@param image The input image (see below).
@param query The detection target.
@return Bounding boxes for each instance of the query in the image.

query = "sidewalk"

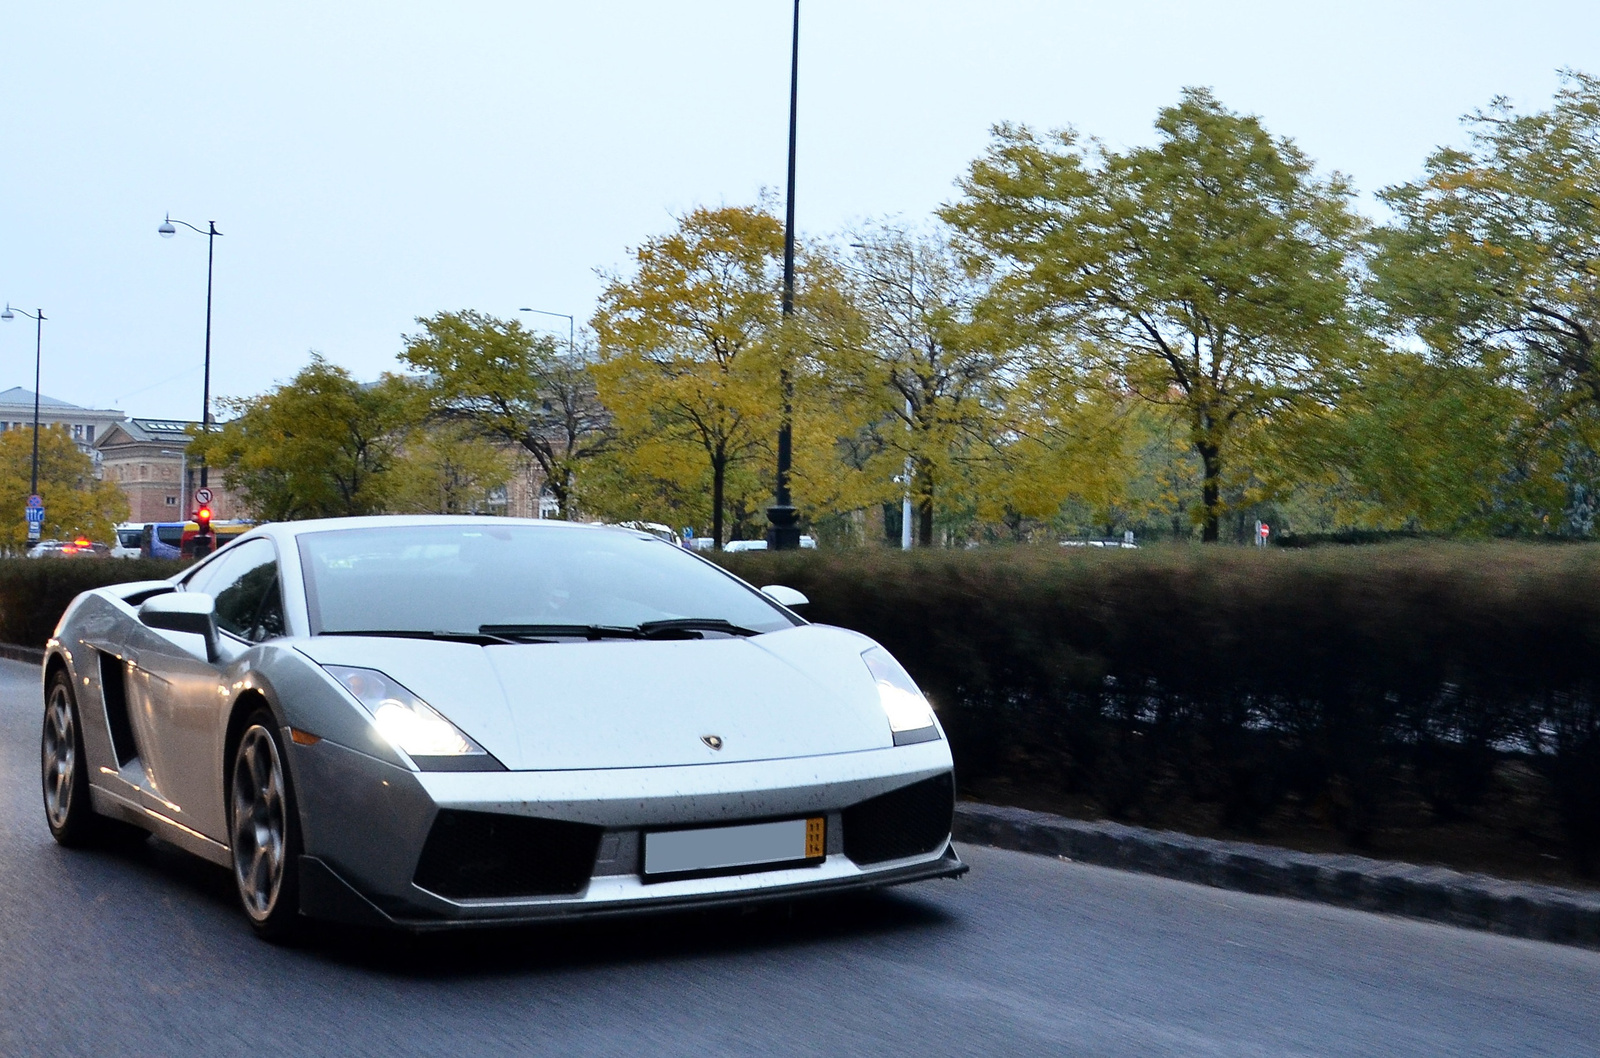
[954,801,1600,948]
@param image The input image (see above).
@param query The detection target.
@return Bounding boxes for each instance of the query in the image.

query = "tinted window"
[185,538,284,641]
[298,524,797,636]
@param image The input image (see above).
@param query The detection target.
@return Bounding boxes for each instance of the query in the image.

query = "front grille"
[413,810,603,900]
[843,772,954,866]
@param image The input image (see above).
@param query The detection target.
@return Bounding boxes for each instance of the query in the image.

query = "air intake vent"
[843,772,954,866]
[97,651,138,767]
[413,810,603,900]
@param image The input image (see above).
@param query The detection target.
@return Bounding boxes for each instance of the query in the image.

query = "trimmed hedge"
[717,545,1600,876]
[0,559,182,648]
[6,547,1598,875]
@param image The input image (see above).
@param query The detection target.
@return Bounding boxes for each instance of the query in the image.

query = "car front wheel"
[230,710,303,941]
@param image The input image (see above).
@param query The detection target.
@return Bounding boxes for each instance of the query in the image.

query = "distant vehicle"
[140,522,187,559]
[110,523,143,559]
[707,536,817,553]
[608,521,683,547]
[28,537,111,559]
[1060,538,1139,549]
[179,519,252,557]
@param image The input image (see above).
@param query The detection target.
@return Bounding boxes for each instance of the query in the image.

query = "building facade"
[95,418,243,523]
[0,388,126,469]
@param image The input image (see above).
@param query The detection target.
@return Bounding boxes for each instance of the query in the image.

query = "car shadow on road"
[301,887,960,979]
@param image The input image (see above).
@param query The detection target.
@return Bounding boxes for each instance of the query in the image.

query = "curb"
[954,801,1600,949]
[0,644,44,665]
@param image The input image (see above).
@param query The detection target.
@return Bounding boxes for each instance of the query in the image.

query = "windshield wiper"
[320,628,515,646]
[478,623,642,642]
[475,620,762,642]
[635,618,762,638]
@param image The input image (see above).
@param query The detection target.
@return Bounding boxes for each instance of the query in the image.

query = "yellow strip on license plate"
[644,817,826,878]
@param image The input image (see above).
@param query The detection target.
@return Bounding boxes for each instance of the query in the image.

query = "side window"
[252,577,286,642]
[185,539,284,641]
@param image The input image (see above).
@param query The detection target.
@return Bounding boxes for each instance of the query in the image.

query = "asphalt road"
[2,658,1597,1057]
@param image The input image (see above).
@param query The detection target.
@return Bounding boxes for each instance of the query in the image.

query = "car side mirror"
[139,591,219,662]
[760,584,809,609]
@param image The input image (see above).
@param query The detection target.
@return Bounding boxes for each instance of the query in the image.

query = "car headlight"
[862,646,941,746]
[322,665,492,764]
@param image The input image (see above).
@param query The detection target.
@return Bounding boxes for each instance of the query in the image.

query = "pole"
[200,222,216,489]
[30,310,42,498]
[766,0,802,550]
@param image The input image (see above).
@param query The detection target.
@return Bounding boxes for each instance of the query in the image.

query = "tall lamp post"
[157,215,222,490]
[1,303,47,540]
[518,307,575,354]
[766,0,803,550]
[518,308,576,519]
[848,242,916,550]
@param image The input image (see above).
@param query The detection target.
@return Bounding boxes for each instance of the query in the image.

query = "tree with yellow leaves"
[591,206,789,548]
[0,425,127,551]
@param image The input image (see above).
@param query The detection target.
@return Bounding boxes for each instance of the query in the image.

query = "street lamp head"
[158,215,177,238]
[0,304,13,321]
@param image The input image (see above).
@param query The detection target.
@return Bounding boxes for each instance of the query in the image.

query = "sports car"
[40,516,965,938]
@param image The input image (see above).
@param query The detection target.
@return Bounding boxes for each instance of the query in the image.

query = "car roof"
[243,515,632,544]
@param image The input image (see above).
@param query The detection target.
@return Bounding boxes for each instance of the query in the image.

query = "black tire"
[41,669,149,848]
[229,708,304,941]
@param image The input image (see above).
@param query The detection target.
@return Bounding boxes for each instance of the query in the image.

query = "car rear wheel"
[230,711,303,941]
[41,669,147,848]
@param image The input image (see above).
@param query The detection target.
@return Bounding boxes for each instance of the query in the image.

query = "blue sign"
[25,506,45,524]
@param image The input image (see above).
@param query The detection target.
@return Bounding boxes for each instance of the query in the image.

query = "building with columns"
[0,388,125,469]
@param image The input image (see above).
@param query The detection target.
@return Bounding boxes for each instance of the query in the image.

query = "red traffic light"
[195,506,213,528]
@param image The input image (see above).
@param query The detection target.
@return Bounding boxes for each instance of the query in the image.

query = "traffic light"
[192,505,214,558]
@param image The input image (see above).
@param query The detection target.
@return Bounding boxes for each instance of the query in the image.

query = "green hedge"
[0,559,182,648]
[7,548,1598,875]
[717,545,1600,875]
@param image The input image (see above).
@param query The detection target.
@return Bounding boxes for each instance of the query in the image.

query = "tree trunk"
[711,453,725,550]
[1198,440,1222,543]
[916,459,935,547]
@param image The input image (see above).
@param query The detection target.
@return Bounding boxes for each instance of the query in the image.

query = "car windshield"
[298,524,800,637]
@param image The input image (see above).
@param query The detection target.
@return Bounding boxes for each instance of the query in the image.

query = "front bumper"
[289,736,965,929]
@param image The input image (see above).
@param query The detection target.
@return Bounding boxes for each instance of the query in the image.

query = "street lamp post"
[1,304,47,537]
[158,215,221,490]
[518,307,575,354]
[159,214,222,557]
[766,0,803,550]
[847,242,917,550]
[518,308,576,520]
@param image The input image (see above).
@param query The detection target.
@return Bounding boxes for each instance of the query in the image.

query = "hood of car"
[295,624,894,770]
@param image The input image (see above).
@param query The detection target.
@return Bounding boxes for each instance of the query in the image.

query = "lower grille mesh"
[843,772,954,866]
[413,810,602,900]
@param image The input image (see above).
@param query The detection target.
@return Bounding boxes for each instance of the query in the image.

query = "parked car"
[608,520,683,547]
[41,516,963,938]
[28,537,111,559]
[723,536,817,553]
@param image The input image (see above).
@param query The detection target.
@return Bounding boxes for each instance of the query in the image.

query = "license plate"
[643,817,826,881]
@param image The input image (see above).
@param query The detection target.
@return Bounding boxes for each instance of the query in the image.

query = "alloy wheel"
[41,684,76,830]
[231,725,287,921]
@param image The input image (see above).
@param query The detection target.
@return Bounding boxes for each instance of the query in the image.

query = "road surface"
[1,657,1595,1056]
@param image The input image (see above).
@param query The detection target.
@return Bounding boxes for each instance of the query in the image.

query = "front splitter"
[298,843,968,932]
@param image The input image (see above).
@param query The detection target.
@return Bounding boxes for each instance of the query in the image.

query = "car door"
[130,538,284,840]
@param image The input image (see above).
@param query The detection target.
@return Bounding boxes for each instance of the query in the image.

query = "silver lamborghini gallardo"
[40,517,965,938]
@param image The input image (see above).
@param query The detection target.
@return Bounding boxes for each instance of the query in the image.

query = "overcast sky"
[4,1,1599,421]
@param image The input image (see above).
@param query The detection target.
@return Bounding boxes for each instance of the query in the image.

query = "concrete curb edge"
[953,801,1600,949]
